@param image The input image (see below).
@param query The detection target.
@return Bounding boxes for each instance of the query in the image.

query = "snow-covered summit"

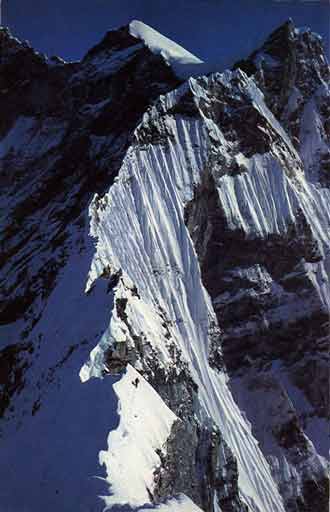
[128,20,203,77]
[83,19,216,80]
[128,20,220,79]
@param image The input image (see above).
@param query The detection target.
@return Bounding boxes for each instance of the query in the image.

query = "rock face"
[0,19,329,512]
[235,19,330,185]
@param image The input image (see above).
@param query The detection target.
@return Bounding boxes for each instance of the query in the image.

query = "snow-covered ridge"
[129,20,215,79]
[84,74,292,511]
[129,20,203,66]
[100,365,178,509]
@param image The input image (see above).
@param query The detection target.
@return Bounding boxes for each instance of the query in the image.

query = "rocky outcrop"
[154,420,248,512]
[87,272,244,511]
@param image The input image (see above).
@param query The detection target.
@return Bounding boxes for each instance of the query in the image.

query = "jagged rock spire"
[234,19,329,118]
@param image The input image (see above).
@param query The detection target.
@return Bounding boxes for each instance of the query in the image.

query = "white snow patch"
[100,365,177,509]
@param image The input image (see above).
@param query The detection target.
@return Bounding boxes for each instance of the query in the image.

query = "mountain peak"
[83,23,140,61]
[0,26,49,94]
[128,20,203,69]
[234,20,329,117]
[0,26,32,57]
[84,20,210,80]
[258,18,296,61]
[255,18,326,63]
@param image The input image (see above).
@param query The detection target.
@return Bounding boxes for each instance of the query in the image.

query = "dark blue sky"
[3,1,330,68]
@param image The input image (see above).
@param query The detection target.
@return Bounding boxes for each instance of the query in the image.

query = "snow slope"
[100,365,177,509]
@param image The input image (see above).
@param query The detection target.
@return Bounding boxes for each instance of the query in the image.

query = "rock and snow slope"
[0,19,329,512]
